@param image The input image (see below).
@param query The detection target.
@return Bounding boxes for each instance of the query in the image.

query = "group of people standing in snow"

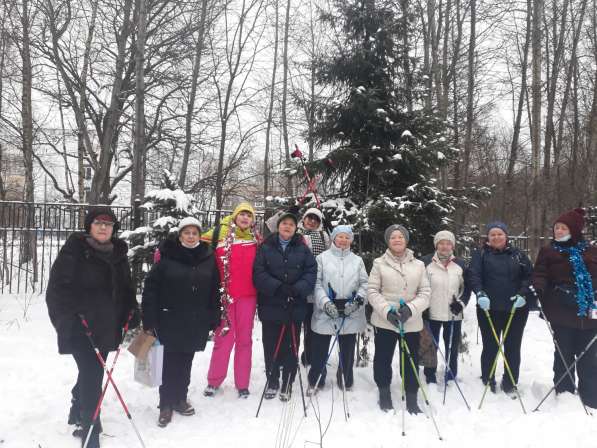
[45,203,597,447]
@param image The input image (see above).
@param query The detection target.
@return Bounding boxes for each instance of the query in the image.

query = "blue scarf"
[553,240,596,317]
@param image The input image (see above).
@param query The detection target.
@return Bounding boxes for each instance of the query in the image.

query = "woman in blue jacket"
[253,212,317,401]
[470,221,533,394]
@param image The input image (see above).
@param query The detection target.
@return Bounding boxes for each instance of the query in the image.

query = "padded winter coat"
[532,241,597,330]
[469,244,533,311]
[312,244,368,335]
[367,248,431,334]
[142,239,221,352]
[420,253,471,322]
[253,233,317,322]
[46,232,139,354]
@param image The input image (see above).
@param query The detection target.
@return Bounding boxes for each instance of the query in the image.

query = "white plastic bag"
[134,340,163,387]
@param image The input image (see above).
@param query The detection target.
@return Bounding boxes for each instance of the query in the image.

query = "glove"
[510,294,526,309]
[450,301,464,315]
[397,303,412,323]
[387,307,401,328]
[477,292,490,311]
[422,309,430,321]
[324,301,339,319]
[277,283,295,299]
[343,299,362,316]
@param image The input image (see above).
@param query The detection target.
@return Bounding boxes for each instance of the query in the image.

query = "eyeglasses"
[305,215,320,222]
[92,220,115,228]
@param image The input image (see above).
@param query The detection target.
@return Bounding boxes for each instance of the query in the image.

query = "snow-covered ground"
[1,293,595,448]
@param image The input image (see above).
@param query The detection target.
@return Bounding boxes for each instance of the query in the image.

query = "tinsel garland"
[217,222,236,336]
[553,240,597,317]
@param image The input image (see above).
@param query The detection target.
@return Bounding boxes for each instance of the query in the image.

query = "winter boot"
[173,400,195,416]
[264,381,279,400]
[72,418,102,439]
[238,389,250,399]
[79,421,101,448]
[483,378,497,394]
[425,372,437,384]
[406,392,422,415]
[158,406,173,428]
[203,385,219,397]
[279,384,293,402]
[378,387,393,412]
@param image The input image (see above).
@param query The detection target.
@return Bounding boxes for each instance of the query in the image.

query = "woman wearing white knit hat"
[420,230,471,385]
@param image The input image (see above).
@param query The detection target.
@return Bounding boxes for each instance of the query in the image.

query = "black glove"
[449,301,464,315]
[277,283,295,298]
[422,309,430,321]
[387,308,401,328]
[398,303,412,323]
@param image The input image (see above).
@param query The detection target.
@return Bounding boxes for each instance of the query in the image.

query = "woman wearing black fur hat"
[46,206,140,448]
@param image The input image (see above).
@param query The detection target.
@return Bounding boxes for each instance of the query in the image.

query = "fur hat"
[554,208,586,243]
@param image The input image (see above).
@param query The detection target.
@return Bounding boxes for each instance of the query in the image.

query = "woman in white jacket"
[307,225,368,394]
[368,224,431,414]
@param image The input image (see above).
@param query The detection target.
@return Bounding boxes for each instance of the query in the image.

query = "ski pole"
[533,332,597,412]
[423,320,470,410]
[79,313,146,448]
[290,320,308,417]
[527,286,591,415]
[256,323,287,417]
[398,300,443,441]
[332,319,350,421]
[479,308,526,413]
[443,316,455,405]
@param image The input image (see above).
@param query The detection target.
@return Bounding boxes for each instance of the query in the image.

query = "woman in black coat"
[253,212,317,401]
[142,217,220,427]
[469,221,533,394]
[46,206,139,448]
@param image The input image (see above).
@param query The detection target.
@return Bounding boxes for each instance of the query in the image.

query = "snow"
[143,188,192,213]
[401,130,413,139]
[2,294,596,448]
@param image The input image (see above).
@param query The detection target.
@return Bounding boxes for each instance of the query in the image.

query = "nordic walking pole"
[478,303,517,410]
[481,308,527,413]
[79,314,146,448]
[334,320,350,421]
[83,312,134,448]
[423,320,470,410]
[534,333,597,412]
[442,316,455,406]
[527,286,591,416]
[256,323,287,417]
[290,320,308,417]
[311,316,347,393]
[400,325,406,437]
[398,300,443,441]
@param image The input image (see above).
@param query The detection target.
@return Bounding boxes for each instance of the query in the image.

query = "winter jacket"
[46,232,139,354]
[469,244,533,311]
[142,239,221,352]
[420,253,471,322]
[367,248,431,333]
[312,244,368,335]
[201,215,258,299]
[532,241,597,330]
[298,208,331,254]
[253,232,317,322]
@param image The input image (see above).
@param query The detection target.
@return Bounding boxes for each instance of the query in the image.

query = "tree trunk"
[132,0,147,215]
[460,0,476,193]
[281,0,292,196]
[264,0,279,202]
[401,0,413,113]
[179,0,209,188]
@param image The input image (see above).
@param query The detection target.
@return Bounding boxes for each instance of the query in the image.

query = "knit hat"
[384,224,409,245]
[232,202,255,221]
[84,206,119,234]
[554,208,586,243]
[277,212,298,228]
[331,225,354,243]
[485,221,508,235]
[178,216,202,233]
[302,207,323,222]
[434,230,456,248]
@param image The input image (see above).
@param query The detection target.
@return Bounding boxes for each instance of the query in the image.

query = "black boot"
[79,422,100,448]
[72,418,102,439]
[406,392,422,415]
[425,372,437,384]
[378,387,393,412]
[483,378,497,393]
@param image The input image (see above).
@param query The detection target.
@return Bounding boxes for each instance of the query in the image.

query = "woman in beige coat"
[368,224,431,414]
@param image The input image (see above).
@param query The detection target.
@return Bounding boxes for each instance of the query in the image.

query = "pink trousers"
[207,296,257,390]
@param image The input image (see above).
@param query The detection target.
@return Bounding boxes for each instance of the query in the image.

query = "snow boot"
[279,385,292,402]
[406,392,422,415]
[264,382,279,400]
[483,378,497,393]
[173,400,195,416]
[425,372,437,384]
[158,406,173,428]
[238,389,250,399]
[203,385,219,397]
[72,418,102,439]
[378,387,393,412]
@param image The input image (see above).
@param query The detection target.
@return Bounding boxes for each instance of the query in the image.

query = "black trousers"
[159,351,195,408]
[72,348,108,425]
[262,320,301,390]
[424,319,462,380]
[477,307,528,387]
[373,327,420,394]
[302,303,314,365]
[552,325,597,408]
[307,332,356,388]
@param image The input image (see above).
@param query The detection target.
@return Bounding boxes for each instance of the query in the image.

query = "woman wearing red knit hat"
[532,208,597,409]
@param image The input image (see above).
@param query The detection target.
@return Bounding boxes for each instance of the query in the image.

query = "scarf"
[553,240,596,317]
[85,236,114,254]
[303,229,326,256]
